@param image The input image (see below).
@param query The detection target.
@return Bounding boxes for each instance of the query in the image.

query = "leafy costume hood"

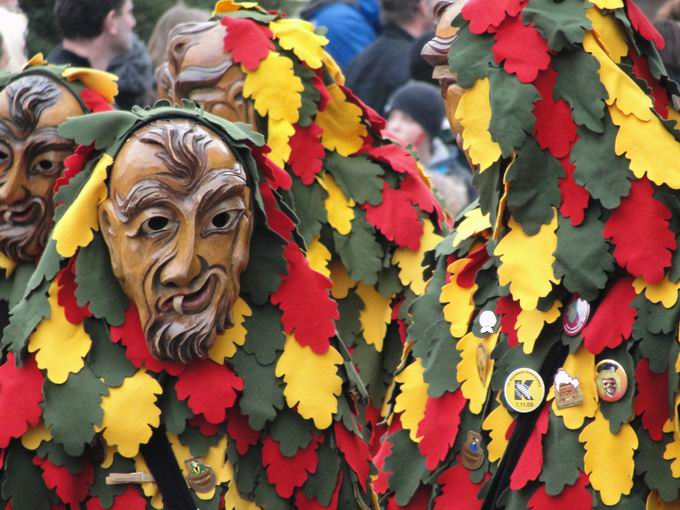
[377,0,680,509]
[0,103,376,509]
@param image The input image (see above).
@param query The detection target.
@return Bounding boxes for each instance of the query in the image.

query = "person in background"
[655,20,680,83]
[108,33,154,109]
[346,0,434,114]
[409,31,437,85]
[0,5,27,72]
[300,0,380,70]
[657,0,680,19]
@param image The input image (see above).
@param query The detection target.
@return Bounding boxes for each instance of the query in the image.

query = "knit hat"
[385,80,445,138]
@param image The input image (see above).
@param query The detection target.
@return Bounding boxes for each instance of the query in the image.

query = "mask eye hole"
[141,216,170,234]
[212,211,229,228]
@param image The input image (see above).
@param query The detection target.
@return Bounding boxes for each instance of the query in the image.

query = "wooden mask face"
[98,120,254,363]
[0,76,82,262]
[167,21,256,127]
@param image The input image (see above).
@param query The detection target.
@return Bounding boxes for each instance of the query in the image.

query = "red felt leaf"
[295,471,342,510]
[110,304,185,376]
[0,353,43,448]
[366,404,386,455]
[225,407,260,455]
[365,144,418,175]
[527,471,591,510]
[496,296,521,347]
[54,144,94,194]
[374,418,401,494]
[629,50,669,118]
[56,262,91,325]
[534,68,577,159]
[340,84,384,131]
[581,276,636,355]
[80,89,113,113]
[434,464,484,510]
[34,457,94,507]
[634,358,668,441]
[559,156,589,226]
[510,405,549,490]
[175,358,244,424]
[252,145,292,191]
[417,390,466,470]
[289,124,324,185]
[221,16,274,71]
[260,183,295,241]
[400,171,442,219]
[462,0,527,34]
[86,486,147,510]
[365,183,424,250]
[626,0,665,49]
[262,434,322,498]
[334,422,371,490]
[603,177,676,284]
[457,245,490,289]
[493,15,551,84]
[314,73,331,113]
[387,487,430,509]
[188,415,220,436]
[271,243,338,354]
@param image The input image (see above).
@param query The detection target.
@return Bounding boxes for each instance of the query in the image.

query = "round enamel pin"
[595,359,628,403]
[563,296,590,336]
[504,367,545,413]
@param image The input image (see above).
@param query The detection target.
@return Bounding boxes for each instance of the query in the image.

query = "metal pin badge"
[563,296,590,337]
[184,456,217,493]
[461,431,484,470]
[554,368,583,409]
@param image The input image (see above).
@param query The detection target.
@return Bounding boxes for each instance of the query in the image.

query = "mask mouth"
[0,197,45,227]
[158,273,218,316]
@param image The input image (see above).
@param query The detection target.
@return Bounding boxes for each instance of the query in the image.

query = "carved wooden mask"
[0,75,83,262]
[98,119,254,363]
[167,21,256,127]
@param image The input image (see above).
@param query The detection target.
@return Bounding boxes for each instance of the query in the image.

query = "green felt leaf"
[384,429,428,506]
[553,51,608,133]
[634,294,680,336]
[598,346,635,434]
[179,425,221,457]
[488,68,540,158]
[634,325,672,375]
[301,438,341,506]
[378,322,407,402]
[473,161,501,224]
[241,225,288,306]
[254,474,293,510]
[448,24,495,89]
[270,408,314,457]
[24,240,61,297]
[58,111,138,150]
[669,342,680,414]
[539,412,583,495]
[523,0,592,51]
[90,455,134,507]
[292,59,320,128]
[221,9,277,23]
[42,366,107,456]
[473,263,502,307]
[501,484,533,510]
[593,490,645,509]
[351,338,383,403]
[2,279,50,358]
[230,440,261,496]
[324,153,385,206]
[35,441,81,473]
[232,349,284,430]
[1,443,51,510]
[85,318,136,387]
[289,178,328,246]
[409,259,447,358]
[377,265,404,298]
[336,290,363,349]
[635,431,680,502]
[243,302,285,366]
[332,210,383,285]
[506,138,564,235]
[159,380,192,435]
[75,234,128,327]
[553,205,614,301]
[572,119,632,210]
[423,320,462,397]
[7,264,35,308]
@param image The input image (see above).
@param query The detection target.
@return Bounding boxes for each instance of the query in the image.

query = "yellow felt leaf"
[319,173,355,235]
[392,221,442,295]
[213,0,259,14]
[609,105,680,190]
[455,77,502,171]
[590,0,624,7]
[495,210,560,311]
[646,491,680,510]
[580,410,637,505]
[316,83,367,156]
[355,282,392,352]
[24,53,46,68]
[97,370,162,458]
[52,154,111,257]
[665,432,680,478]
[516,300,562,354]
[393,358,428,443]
[551,346,598,429]
[243,52,302,123]
[306,236,332,277]
[584,33,653,121]
[456,331,498,414]
[209,297,252,362]
[270,19,328,70]
[275,334,342,429]
[453,207,491,248]
[266,116,295,168]
[28,283,92,384]
[586,8,628,63]
[329,262,357,299]
[441,258,478,338]
[62,67,118,104]
[0,251,16,277]
[482,402,513,462]
[633,277,680,308]
[21,423,52,450]
[320,50,344,85]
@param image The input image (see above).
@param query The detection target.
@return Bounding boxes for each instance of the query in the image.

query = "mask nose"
[159,224,202,288]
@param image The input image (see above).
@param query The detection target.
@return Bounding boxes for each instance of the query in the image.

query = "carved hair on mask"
[167,21,255,126]
[98,119,254,363]
[0,75,83,262]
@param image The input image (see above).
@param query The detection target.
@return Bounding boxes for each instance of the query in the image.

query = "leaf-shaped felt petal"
[482,402,514,462]
[455,77,502,171]
[266,116,295,168]
[393,358,429,442]
[275,334,342,429]
[61,67,118,103]
[270,19,328,69]
[456,331,498,414]
[306,237,332,277]
[318,173,355,235]
[221,16,274,71]
[34,456,94,507]
[334,422,371,490]
[316,84,367,156]
[28,283,92,384]
[434,464,486,510]
[495,211,560,310]
[510,405,549,490]
[365,183,424,251]
[289,124,324,185]
[626,0,665,49]
[243,52,302,123]
[462,0,526,34]
[516,299,561,354]
[634,358,668,441]
[441,258,478,338]
[355,282,391,352]
[523,0,591,51]
[52,154,110,257]
[416,390,466,470]
[585,7,628,63]
[551,346,598,429]
[453,207,491,249]
[633,277,680,308]
[97,369,162,458]
[528,471,592,510]
[209,297,252,362]
[0,353,43,448]
[579,410,637,506]
[533,67,577,159]
[262,434,321,498]
[493,15,551,83]
[392,221,442,295]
